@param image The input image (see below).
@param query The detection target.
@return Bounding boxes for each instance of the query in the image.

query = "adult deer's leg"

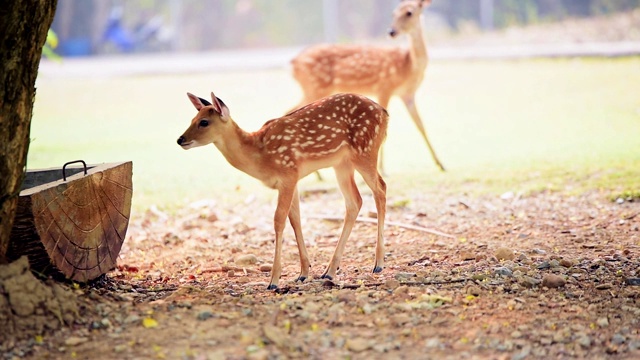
[268,180,296,290]
[321,162,362,280]
[401,95,445,171]
[288,187,311,282]
[355,161,387,273]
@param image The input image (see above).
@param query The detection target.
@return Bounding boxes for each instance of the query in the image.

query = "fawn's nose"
[388,28,397,37]
[177,136,185,145]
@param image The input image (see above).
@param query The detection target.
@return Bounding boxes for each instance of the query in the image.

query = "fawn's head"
[177,92,231,149]
[389,0,431,37]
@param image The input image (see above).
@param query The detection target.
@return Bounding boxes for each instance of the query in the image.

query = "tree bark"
[0,0,58,264]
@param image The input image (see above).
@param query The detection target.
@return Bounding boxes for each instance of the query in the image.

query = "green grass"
[30,57,640,212]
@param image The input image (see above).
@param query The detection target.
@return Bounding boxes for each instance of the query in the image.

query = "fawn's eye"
[199,119,209,127]
[406,11,413,17]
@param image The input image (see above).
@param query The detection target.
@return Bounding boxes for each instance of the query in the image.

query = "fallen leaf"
[142,318,158,328]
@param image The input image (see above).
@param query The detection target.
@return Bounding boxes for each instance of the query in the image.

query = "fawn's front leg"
[268,182,296,290]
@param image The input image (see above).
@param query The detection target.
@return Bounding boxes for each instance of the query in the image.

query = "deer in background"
[177,91,388,290]
[291,0,444,173]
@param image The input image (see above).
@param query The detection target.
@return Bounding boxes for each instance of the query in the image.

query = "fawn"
[177,91,388,290]
[291,0,444,173]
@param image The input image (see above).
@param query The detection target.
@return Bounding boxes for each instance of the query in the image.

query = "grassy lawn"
[30,57,640,212]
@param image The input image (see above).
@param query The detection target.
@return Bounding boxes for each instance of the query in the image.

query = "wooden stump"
[8,161,133,282]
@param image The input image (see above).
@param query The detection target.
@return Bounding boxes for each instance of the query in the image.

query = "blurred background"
[51,0,640,56]
[34,0,640,212]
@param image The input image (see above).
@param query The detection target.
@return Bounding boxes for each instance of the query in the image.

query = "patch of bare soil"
[0,257,80,351]
[3,188,639,359]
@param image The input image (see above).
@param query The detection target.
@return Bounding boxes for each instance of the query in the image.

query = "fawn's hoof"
[296,276,307,282]
[372,266,383,273]
[267,284,278,291]
[320,274,333,280]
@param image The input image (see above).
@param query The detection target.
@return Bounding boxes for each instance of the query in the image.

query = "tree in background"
[0,0,58,263]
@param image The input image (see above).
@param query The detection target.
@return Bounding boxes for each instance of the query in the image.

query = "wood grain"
[9,161,133,282]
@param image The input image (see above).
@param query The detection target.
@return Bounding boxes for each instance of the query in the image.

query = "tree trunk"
[0,0,58,264]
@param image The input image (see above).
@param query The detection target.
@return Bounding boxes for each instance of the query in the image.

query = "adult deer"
[177,91,388,290]
[291,0,444,173]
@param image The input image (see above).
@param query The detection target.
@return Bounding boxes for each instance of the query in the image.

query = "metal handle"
[62,160,87,181]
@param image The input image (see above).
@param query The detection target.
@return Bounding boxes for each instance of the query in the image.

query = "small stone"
[500,191,514,200]
[466,285,481,297]
[394,272,416,281]
[519,276,541,288]
[227,270,235,277]
[532,249,547,255]
[382,279,400,291]
[495,247,515,261]
[611,334,626,345]
[537,261,551,270]
[494,266,513,277]
[235,254,259,266]
[345,338,371,352]
[559,259,573,268]
[549,259,560,268]
[65,337,88,346]
[596,283,612,290]
[628,340,640,351]
[393,285,410,295]
[124,315,140,324]
[263,325,287,348]
[542,274,565,288]
[114,344,128,353]
[259,264,272,272]
[511,345,531,360]
[197,311,214,321]
[391,313,411,326]
[361,303,375,315]
[511,330,523,338]
[596,317,609,327]
[625,278,640,286]
[576,334,592,348]
[459,251,476,261]
[424,337,442,349]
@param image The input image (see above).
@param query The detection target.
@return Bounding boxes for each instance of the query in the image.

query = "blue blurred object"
[102,7,135,52]
[101,6,163,53]
[59,38,92,57]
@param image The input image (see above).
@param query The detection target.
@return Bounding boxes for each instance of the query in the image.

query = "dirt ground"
[2,186,639,359]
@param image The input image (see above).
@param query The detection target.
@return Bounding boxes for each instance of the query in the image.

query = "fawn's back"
[255,93,388,179]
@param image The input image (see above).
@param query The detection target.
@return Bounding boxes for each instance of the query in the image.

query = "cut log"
[8,161,133,282]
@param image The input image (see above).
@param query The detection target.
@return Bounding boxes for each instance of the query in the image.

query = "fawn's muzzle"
[177,136,186,145]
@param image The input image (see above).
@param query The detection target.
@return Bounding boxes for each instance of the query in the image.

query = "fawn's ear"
[187,92,208,110]
[211,91,230,120]
[420,0,432,8]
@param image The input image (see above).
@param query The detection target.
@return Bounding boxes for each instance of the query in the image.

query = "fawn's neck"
[212,121,265,180]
